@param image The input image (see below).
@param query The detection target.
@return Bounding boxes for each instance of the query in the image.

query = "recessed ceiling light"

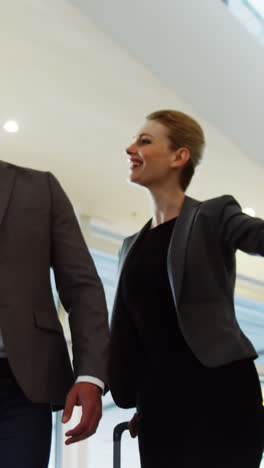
[3,120,19,133]
[242,207,256,217]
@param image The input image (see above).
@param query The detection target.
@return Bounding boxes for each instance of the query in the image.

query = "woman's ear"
[171,147,190,168]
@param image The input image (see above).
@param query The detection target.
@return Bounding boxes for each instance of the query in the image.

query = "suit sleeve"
[47,172,109,382]
[220,195,264,255]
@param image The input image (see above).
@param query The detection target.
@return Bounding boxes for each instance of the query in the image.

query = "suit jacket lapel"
[112,196,201,321]
[167,195,201,310]
[111,219,152,321]
[118,219,152,277]
[0,162,16,226]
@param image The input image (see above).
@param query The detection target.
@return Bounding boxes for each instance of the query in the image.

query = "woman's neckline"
[149,216,177,231]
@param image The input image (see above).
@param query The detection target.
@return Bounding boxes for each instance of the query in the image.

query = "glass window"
[91,249,118,314]
[247,0,264,18]
[223,0,264,44]
[235,295,264,364]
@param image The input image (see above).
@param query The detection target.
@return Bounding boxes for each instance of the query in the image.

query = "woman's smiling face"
[126,120,177,189]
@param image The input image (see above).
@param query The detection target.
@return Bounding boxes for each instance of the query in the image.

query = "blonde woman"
[109,110,263,468]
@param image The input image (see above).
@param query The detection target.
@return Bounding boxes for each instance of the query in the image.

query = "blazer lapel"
[167,195,201,311]
[118,219,152,277]
[112,196,201,320]
[111,218,152,321]
[0,162,16,226]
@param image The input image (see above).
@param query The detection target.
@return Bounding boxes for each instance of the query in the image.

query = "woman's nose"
[126,143,136,155]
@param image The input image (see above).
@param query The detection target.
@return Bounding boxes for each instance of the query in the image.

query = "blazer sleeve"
[47,172,110,382]
[220,195,264,255]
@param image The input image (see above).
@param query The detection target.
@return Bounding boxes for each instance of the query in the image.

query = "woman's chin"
[128,172,140,184]
[127,170,148,187]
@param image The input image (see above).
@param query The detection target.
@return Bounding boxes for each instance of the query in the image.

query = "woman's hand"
[128,412,139,438]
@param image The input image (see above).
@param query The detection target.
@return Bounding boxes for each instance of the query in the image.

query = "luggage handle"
[113,422,129,468]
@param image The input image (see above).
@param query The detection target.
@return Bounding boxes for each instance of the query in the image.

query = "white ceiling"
[74,0,264,168]
[1,0,264,281]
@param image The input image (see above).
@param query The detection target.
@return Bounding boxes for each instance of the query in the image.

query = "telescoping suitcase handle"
[113,422,129,468]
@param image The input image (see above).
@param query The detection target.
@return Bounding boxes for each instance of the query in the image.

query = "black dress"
[120,218,263,468]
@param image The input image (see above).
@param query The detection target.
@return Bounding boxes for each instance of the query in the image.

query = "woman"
[109,110,263,468]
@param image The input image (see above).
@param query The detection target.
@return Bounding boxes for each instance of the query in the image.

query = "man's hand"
[62,382,102,445]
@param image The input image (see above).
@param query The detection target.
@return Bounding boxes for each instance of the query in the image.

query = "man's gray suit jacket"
[0,161,109,406]
[110,194,263,408]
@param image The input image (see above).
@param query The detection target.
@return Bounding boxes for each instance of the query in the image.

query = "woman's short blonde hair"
[146,109,205,191]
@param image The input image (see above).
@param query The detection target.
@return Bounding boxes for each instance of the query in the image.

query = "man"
[0,160,109,467]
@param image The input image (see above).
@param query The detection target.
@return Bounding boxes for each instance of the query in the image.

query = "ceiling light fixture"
[3,120,19,133]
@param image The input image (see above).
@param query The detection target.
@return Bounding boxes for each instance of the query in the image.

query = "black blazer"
[109,195,263,408]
